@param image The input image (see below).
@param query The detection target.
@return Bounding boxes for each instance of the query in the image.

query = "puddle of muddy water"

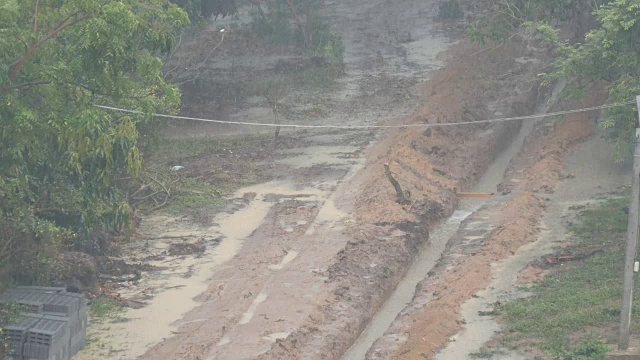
[238,292,268,325]
[269,251,299,270]
[271,145,364,168]
[77,181,330,360]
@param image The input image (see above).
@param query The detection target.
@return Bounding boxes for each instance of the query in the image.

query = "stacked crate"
[22,315,69,360]
[1,287,88,360]
[3,314,42,360]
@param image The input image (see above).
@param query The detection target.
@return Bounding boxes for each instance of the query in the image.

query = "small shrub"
[313,29,345,71]
[0,302,27,357]
[549,338,609,360]
[438,0,464,20]
[90,297,122,319]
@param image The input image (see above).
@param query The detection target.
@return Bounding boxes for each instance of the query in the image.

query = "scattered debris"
[478,302,503,316]
[98,273,141,283]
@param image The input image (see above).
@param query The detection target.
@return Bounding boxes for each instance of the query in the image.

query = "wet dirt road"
[76,0,453,359]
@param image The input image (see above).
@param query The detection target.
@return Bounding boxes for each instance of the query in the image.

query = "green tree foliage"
[248,0,344,66]
[172,0,237,21]
[467,0,591,44]
[547,0,640,161]
[470,0,639,161]
[0,0,189,283]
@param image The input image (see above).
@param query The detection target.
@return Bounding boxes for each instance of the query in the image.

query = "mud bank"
[365,86,608,359]
[259,36,553,360]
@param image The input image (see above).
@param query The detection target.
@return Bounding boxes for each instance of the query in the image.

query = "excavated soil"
[259,34,554,360]
[364,87,609,360]
[75,1,610,359]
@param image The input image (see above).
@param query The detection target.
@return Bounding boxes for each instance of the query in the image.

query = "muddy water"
[80,0,479,357]
[340,202,481,360]
[77,182,327,359]
[436,94,631,360]
[434,82,566,360]
[341,133,523,359]
[341,82,568,360]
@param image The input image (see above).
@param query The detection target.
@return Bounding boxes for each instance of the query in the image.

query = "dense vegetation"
[467,0,640,161]
[173,0,237,21]
[0,0,189,284]
[549,0,640,160]
[247,0,344,67]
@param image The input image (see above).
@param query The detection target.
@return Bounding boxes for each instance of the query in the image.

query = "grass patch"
[500,196,634,358]
[89,298,123,320]
[250,68,338,104]
[145,133,275,165]
[289,67,337,91]
[569,197,628,241]
[138,134,272,214]
[162,178,228,214]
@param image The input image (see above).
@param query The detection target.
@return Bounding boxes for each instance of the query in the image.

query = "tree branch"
[384,163,411,205]
[33,0,40,33]
[9,13,90,82]
[11,80,51,89]
[285,0,311,48]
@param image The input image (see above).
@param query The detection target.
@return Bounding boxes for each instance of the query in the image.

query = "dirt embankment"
[365,84,608,359]
[259,35,554,360]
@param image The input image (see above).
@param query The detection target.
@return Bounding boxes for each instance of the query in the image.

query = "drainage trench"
[340,82,565,360]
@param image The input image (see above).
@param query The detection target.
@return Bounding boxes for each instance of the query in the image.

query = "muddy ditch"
[363,86,612,359]
[257,34,555,360]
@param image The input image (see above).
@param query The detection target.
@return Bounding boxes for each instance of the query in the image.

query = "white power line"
[95,100,636,130]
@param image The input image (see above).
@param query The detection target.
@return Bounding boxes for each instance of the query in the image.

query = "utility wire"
[95,100,636,130]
